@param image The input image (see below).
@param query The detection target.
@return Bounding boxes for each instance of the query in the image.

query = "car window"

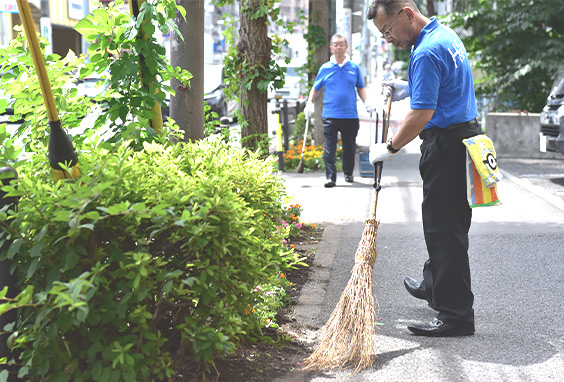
[286,67,297,77]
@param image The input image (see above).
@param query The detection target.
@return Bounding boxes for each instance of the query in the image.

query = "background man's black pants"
[322,118,359,182]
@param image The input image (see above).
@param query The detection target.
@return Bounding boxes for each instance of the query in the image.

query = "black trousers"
[418,121,481,326]
[322,118,359,182]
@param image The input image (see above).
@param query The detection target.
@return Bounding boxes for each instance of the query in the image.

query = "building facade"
[0,0,90,56]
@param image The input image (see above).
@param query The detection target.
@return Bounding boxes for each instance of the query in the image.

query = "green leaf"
[87,342,104,358]
[6,238,22,260]
[91,362,103,381]
[162,280,173,294]
[29,243,45,258]
[26,258,40,278]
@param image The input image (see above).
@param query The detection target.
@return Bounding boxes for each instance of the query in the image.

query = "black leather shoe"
[324,180,336,188]
[345,175,354,183]
[408,318,475,337]
[404,277,437,310]
[404,277,426,300]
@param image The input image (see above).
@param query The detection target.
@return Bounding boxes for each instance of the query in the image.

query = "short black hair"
[367,0,418,20]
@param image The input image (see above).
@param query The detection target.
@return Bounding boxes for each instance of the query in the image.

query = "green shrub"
[293,112,306,141]
[0,137,303,381]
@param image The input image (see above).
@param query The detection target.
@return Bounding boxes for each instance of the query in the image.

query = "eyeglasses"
[381,9,404,40]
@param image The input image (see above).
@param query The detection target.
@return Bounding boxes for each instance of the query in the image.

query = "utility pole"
[360,0,372,83]
[171,0,204,141]
[40,0,52,55]
[308,0,332,146]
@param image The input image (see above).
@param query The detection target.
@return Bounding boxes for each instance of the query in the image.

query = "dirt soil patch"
[175,224,323,381]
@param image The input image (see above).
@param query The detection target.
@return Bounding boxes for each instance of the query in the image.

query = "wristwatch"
[387,138,400,153]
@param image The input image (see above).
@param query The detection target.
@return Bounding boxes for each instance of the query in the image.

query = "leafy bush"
[0,137,303,381]
[0,30,91,154]
[75,0,191,143]
[293,112,306,140]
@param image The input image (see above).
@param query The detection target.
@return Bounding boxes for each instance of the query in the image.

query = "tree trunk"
[309,0,331,146]
[171,0,204,141]
[238,0,271,152]
[426,0,437,16]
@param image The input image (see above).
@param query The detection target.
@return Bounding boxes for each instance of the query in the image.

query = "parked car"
[540,73,564,155]
[273,65,306,100]
[203,64,230,119]
[267,59,307,101]
[76,70,109,98]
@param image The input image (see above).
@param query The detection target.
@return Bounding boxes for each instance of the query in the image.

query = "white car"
[270,65,306,101]
[540,73,564,155]
[76,70,110,98]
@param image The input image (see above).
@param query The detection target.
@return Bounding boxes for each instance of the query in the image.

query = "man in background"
[304,34,374,188]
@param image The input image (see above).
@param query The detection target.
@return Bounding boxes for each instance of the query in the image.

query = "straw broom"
[303,93,393,373]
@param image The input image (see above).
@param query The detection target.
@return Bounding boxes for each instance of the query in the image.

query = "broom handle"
[370,92,393,219]
[300,117,309,158]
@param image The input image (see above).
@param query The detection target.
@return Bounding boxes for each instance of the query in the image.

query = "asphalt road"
[277,138,564,382]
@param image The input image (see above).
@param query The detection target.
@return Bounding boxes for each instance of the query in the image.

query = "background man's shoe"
[404,277,426,300]
[345,175,354,183]
[324,180,336,188]
[408,318,475,337]
[404,277,438,310]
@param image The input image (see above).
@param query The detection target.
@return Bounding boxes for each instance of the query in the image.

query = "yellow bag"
[463,135,502,208]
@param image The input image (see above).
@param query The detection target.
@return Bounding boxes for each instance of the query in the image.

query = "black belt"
[419,118,479,140]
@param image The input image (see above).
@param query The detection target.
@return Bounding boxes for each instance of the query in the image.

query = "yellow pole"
[275,111,284,171]
[129,0,164,135]
[16,0,80,181]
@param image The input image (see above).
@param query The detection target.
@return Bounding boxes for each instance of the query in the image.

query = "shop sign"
[68,0,87,20]
[0,0,18,14]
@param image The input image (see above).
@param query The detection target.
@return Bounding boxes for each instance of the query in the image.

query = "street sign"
[0,0,40,13]
[40,16,52,55]
[0,0,18,13]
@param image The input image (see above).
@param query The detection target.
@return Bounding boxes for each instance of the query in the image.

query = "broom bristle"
[302,219,380,373]
[297,158,304,173]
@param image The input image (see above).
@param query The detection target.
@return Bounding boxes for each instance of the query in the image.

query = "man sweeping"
[368,0,481,337]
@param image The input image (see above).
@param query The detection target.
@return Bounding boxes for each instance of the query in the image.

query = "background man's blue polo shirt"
[313,60,364,119]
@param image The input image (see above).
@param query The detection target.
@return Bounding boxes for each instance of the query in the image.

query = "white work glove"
[304,102,314,119]
[369,143,396,164]
[382,79,409,102]
[364,98,376,113]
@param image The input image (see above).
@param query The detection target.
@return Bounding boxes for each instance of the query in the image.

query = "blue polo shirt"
[409,17,478,129]
[313,59,364,119]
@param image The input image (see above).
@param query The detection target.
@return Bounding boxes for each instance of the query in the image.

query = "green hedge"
[0,138,301,381]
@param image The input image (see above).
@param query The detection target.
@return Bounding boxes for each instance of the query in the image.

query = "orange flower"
[280,273,286,278]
